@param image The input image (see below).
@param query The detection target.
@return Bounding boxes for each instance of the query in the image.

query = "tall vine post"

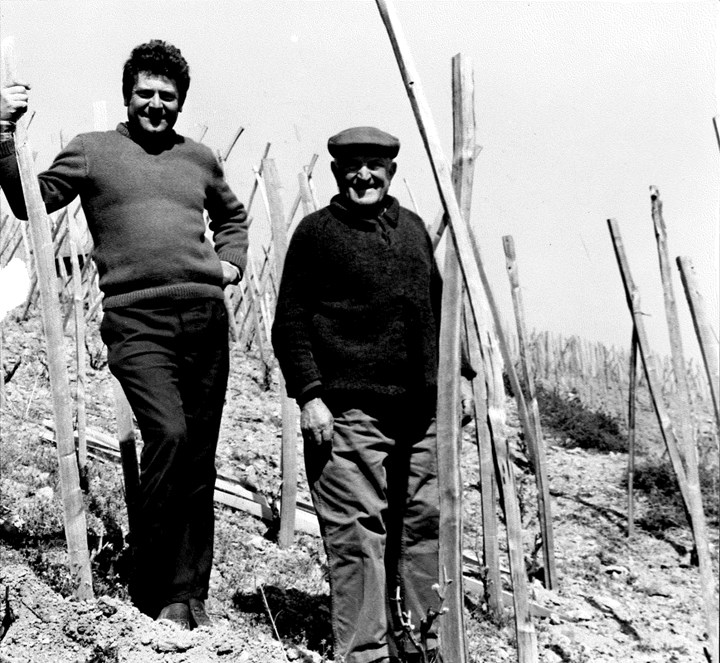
[1,36,93,599]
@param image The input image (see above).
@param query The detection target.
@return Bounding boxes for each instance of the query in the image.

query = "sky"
[0,0,717,361]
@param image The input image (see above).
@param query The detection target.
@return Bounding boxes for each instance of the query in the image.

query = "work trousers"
[305,401,440,663]
[100,298,229,617]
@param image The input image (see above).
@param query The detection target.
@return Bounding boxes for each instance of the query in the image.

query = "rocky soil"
[0,312,717,663]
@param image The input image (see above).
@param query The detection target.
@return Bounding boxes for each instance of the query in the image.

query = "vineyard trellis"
[1,12,718,663]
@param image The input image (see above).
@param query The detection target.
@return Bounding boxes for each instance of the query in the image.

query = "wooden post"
[262,158,298,548]
[403,177,420,215]
[67,212,88,480]
[607,219,691,509]
[609,219,718,663]
[464,302,502,618]
[297,169,316,218]
[677,256,720,434]
[483,322,539,662]
[627,329,638,538]
[113,379,140,537]
[650,187,694,453]
[435,52,475,662]
[1,36,93,599]
[373,3,538,658]
[221,125,245,163]
[287,154,319,229]
[502,235,557,590]
[245,142,272,218]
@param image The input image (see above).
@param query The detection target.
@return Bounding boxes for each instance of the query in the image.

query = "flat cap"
[327,126,400,158]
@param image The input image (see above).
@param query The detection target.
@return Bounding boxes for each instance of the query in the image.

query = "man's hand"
[300,397,334,446]
[0,83,30,124]
[220,260,240,287]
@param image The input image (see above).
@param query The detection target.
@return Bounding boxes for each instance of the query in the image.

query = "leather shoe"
[157,602,191,630]
[188,598,212,628]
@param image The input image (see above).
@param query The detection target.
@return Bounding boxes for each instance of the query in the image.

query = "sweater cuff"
[297,381,323,407]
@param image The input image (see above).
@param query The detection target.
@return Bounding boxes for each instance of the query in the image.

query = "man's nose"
[356,165,372,179]
[149,93,162,109]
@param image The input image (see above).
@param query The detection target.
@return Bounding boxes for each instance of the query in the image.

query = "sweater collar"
[116,122,181,153]
[329,194,399,229]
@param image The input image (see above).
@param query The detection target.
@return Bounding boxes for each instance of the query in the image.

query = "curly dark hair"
[122,40,191,106]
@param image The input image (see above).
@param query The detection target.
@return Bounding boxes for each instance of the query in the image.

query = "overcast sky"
[1,0,717,360]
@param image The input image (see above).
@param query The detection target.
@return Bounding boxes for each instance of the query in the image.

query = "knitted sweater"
[271,195,442,404]
[0,123,248,308]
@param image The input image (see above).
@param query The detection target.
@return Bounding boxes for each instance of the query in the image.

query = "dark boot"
[157,602,191,630]
[188,598,212,628]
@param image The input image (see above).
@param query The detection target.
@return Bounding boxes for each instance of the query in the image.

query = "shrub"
[630,456,719,533]
[535,384,625,452]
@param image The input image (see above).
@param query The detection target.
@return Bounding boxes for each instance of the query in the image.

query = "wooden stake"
[650,187,695,456]
[113,379,140,538]
[464,301,502,617]
[403,177,420,215]
[610,221,718,662]
[373,3,538,658]
[677,256,720,434]
[222,125,245,163]
[1,36,93,599]
[627,329,638,538]
[287,154,319,229]
[67,211,88,478]
[607,219,692,511]
[262,158,298,548]
[502,235,557,590]
[435,53,475,662]
[245,143,272,217]
[483,323,538,661]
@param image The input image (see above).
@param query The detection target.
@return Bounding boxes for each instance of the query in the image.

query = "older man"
[272,127,452,663]
[0,40,248,629]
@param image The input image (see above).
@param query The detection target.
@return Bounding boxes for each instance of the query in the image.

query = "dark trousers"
[100,298,229,617]
[305,401,440,663]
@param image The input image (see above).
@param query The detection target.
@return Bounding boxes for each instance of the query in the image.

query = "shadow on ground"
[232,585,333,659]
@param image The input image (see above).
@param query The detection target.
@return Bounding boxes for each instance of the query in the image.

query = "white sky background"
[1,0,717,360]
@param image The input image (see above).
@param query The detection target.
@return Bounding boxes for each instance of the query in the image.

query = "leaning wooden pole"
[1,36,93,599]
[626,329,638,538]
[374,3,538,658]
[649,187,694,455]
[373,1,544,538]
[435,52,475,663]
[502,235,557,590]
[113,379,140,537]
[67,212,88,481]
[608,219,718,663]
[607,219,692,511]
[262,158,298,548]
[463,301,502,618]
[677,256,720,434]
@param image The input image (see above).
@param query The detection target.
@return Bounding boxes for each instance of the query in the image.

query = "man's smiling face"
[332,155,397,207]
[125,72,181,136]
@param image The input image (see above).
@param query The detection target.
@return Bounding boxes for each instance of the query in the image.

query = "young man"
[0,40,248,629]
[272,127,449,663]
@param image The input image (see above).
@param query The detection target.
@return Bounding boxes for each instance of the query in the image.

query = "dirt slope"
[0,313,717,662]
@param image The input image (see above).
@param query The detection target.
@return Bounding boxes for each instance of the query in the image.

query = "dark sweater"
[0,123,248,308]
[271,195,442,405]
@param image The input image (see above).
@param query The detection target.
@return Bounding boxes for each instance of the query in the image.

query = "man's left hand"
[221,261,240,286]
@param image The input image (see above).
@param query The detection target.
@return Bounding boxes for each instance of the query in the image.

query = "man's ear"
[330,160,341,183]
[388,161,398,179]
